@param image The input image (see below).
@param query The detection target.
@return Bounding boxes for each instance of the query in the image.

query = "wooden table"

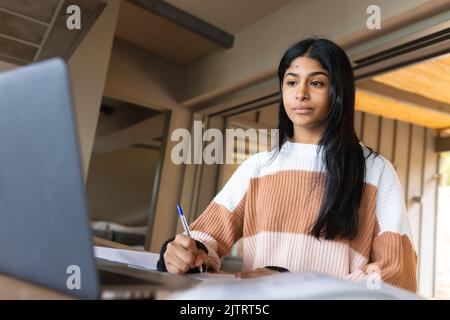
[0,237,139,299]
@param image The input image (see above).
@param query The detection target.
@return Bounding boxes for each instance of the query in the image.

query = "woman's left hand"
[235,268,279,279]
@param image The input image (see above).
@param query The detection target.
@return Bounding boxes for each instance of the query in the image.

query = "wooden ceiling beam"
[357,79,450,114]
[129,0,234,48]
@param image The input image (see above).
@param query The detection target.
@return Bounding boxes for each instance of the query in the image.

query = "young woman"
[157,38,417,292]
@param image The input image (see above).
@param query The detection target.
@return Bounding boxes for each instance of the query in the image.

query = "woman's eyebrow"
[284,71,329,78]
[309,71,329,78]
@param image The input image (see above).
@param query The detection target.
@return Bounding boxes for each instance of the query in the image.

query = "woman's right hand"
[163,234,207,274]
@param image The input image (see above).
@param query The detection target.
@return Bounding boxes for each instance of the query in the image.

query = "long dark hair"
[277,37,375,240]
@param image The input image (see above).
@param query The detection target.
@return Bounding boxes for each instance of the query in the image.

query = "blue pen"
[176,203,204,273]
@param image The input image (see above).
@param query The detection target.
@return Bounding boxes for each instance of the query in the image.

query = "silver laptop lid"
[0,58,99,299]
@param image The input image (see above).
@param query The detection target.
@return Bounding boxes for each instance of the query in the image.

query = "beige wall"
[104,38,183,111]
[86,102,164,227]
[86,146,160,226]
[68,0,121,180]
[148,108,192,252]
[181,0,430,103]
[100,38,192,251]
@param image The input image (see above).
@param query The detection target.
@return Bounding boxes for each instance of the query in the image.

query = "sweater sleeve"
[187,154,260,271]
[346,158,418,292]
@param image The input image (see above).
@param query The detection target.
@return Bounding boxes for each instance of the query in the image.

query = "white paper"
[93,246,159,271]
[167,272,422,300]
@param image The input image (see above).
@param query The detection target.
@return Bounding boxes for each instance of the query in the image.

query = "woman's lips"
[292,107,314,114]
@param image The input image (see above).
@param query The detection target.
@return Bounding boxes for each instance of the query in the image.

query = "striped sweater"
[189,141,418,292]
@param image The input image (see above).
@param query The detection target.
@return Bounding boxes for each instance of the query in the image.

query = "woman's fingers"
[175,234,198,253]
[169,241,196,266]
[165,260,185,274]
[164,247,191,273]
[194,250,208,267]
[164,234,207,274]
[174,234,207,268]
[165,242,194,270]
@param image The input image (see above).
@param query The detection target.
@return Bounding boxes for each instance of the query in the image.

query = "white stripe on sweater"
[214,141,411,240]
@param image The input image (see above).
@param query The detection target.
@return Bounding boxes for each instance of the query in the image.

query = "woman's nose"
[295,84,309,100]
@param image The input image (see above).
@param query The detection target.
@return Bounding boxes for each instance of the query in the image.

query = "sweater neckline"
[282,140,322,156]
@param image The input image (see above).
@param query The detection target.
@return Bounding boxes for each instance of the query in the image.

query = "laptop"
[0,58,198,299]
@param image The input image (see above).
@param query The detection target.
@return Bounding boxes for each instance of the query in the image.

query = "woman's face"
[282,56,330,129]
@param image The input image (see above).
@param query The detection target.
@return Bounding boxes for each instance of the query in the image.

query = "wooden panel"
[193,116,225,220]
[0,11,47,45]
[354,110,363,140]
[0,52,27,65]
[418,128,439,297]
[393,122,410,201]
[129,0,234,48]
[0,237,138,299]
[179,162,198,228]
[374,54,450,106]
[116,0,220,66]
[0,273,72,299]
[38,0,107,61]
[362,113,379,151]
[355,90,450,129]
[258,105,278,128]
[435,136,450,152]
[358,79,450,122]
[93,113,165,154]
[0,35,37,62]
[177,112,203,234]
[407,125,425,252]
[233,109,258,122]
[93,236,142,251]
[75,0,101,10]
[0,0,60,24]
[379,117,395,161]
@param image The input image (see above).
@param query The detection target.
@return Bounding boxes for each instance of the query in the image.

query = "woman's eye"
[311,80,324,87]
[287,81,297,87]
[311,81,323,87]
